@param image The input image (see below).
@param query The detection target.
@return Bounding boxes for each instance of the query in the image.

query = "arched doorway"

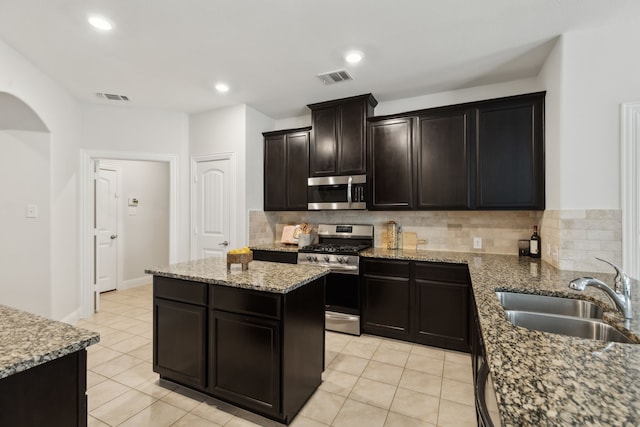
[0,92,52,317]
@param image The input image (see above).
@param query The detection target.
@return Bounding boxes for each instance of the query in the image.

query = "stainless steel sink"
[504,310,632,343]
[496,291,604,319]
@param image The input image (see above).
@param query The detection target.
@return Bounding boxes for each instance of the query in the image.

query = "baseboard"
[61,308,81,325]
[120,275,152,290]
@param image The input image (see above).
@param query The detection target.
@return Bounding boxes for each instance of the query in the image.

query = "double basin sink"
[496,291,633,343]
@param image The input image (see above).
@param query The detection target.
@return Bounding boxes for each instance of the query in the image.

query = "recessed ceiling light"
[88,15,113,31]
[215,83,230,93]
[345,50,364,64]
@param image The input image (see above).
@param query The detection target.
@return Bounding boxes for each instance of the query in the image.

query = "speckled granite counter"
[146,257,328,294]
[0,305,99,379]
[361,248,640,426]
[249,243,300,253]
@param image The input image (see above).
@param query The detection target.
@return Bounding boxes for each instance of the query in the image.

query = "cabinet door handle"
[110,234,118,240]
[219,241,229,246]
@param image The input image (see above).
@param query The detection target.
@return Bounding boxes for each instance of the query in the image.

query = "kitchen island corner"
[146,258,329,425]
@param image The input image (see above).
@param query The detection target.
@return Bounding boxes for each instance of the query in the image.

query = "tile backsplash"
[249,209,622,274]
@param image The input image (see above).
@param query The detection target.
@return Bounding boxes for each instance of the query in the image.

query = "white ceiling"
[0,0,637,119]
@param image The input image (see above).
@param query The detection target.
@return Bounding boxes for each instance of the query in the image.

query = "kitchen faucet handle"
[595,257,629,291]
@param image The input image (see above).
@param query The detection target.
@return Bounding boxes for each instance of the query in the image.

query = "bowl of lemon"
[226,247,253,271]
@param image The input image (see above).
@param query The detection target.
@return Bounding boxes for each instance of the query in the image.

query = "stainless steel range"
[297,224,373,335]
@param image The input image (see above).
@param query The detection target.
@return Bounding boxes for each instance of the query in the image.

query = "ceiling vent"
[317,69,353,85]
[96,92,130,101]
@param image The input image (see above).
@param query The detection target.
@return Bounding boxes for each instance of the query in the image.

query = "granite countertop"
[361,248,640,425]
[146,257,329,294]
[0,305,100,379]
[249,243,300,253]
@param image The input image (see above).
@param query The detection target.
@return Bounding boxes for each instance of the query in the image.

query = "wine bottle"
[529,225,541,258]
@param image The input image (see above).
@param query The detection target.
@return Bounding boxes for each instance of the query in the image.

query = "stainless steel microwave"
[308,175,366,210]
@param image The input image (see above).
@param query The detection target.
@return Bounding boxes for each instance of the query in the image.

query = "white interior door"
[96,165,119,293]
[193,157,232,259]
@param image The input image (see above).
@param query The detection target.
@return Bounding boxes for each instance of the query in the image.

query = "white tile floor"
[76,284,476,427]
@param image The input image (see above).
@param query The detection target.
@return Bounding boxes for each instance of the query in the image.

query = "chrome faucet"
[569,257,632,321]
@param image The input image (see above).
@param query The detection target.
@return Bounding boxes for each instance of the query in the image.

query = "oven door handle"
[318,263,358,270]
[347,176,352,206]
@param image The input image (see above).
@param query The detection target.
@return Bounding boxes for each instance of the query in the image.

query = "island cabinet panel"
[211,286,281,319]
[360,258,471,352]
[416,110,473,209]
[210,311,281,416]
[154,298,207,390]
[308,94,377,177]
[0,350,87,427]
[475,94,544,209]
[368,117,415,209]
[263,127,310,211]
[153,274,325,424]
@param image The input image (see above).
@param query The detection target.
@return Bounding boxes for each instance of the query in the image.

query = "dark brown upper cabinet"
[263,127,310,211]
[367,92,545,211]
[475,93,545,209]
[308,94,377,176]
[416,109,474,209]
[368,117,415,209]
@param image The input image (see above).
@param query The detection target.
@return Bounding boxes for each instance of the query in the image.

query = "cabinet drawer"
[415,262,469,284]
[362,259,410,278]
[211,286,281,319]
[154,276,208,305]
[252,250,298,264]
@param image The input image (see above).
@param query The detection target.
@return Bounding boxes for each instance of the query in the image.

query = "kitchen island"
[361,248,640,426]
[145,258,328,425]
[0,304,99,427]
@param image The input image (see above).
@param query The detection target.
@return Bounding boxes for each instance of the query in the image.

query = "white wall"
[375,77,543,116]
[274,115,311,130]
[551,23,640,209]
[190,105,249,246]
[80,105,190,262]
[538,37,565,210]
[108,160,170,286]
[0,39,82,320]
[0,130,51,316]
[245,106,274,212]
[0,38,191,320]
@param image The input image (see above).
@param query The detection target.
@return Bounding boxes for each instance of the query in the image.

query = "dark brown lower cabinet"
[361,258,470,352]
[153,275,324,424]
[210,310,281,415]
[362,259,411,340]
[154,298,207,390]
[0,350,87,427]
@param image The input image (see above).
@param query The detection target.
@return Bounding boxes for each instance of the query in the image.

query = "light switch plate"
[26,204,38,218]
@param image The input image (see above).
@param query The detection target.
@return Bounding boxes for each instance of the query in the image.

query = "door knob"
[219,241,229,246]
[110,235,118,239]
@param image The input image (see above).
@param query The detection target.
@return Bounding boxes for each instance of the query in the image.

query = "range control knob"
[324,256,330,262]
[306,255,312,261]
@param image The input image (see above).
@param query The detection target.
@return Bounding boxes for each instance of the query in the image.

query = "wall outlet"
[473,237,482,249]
